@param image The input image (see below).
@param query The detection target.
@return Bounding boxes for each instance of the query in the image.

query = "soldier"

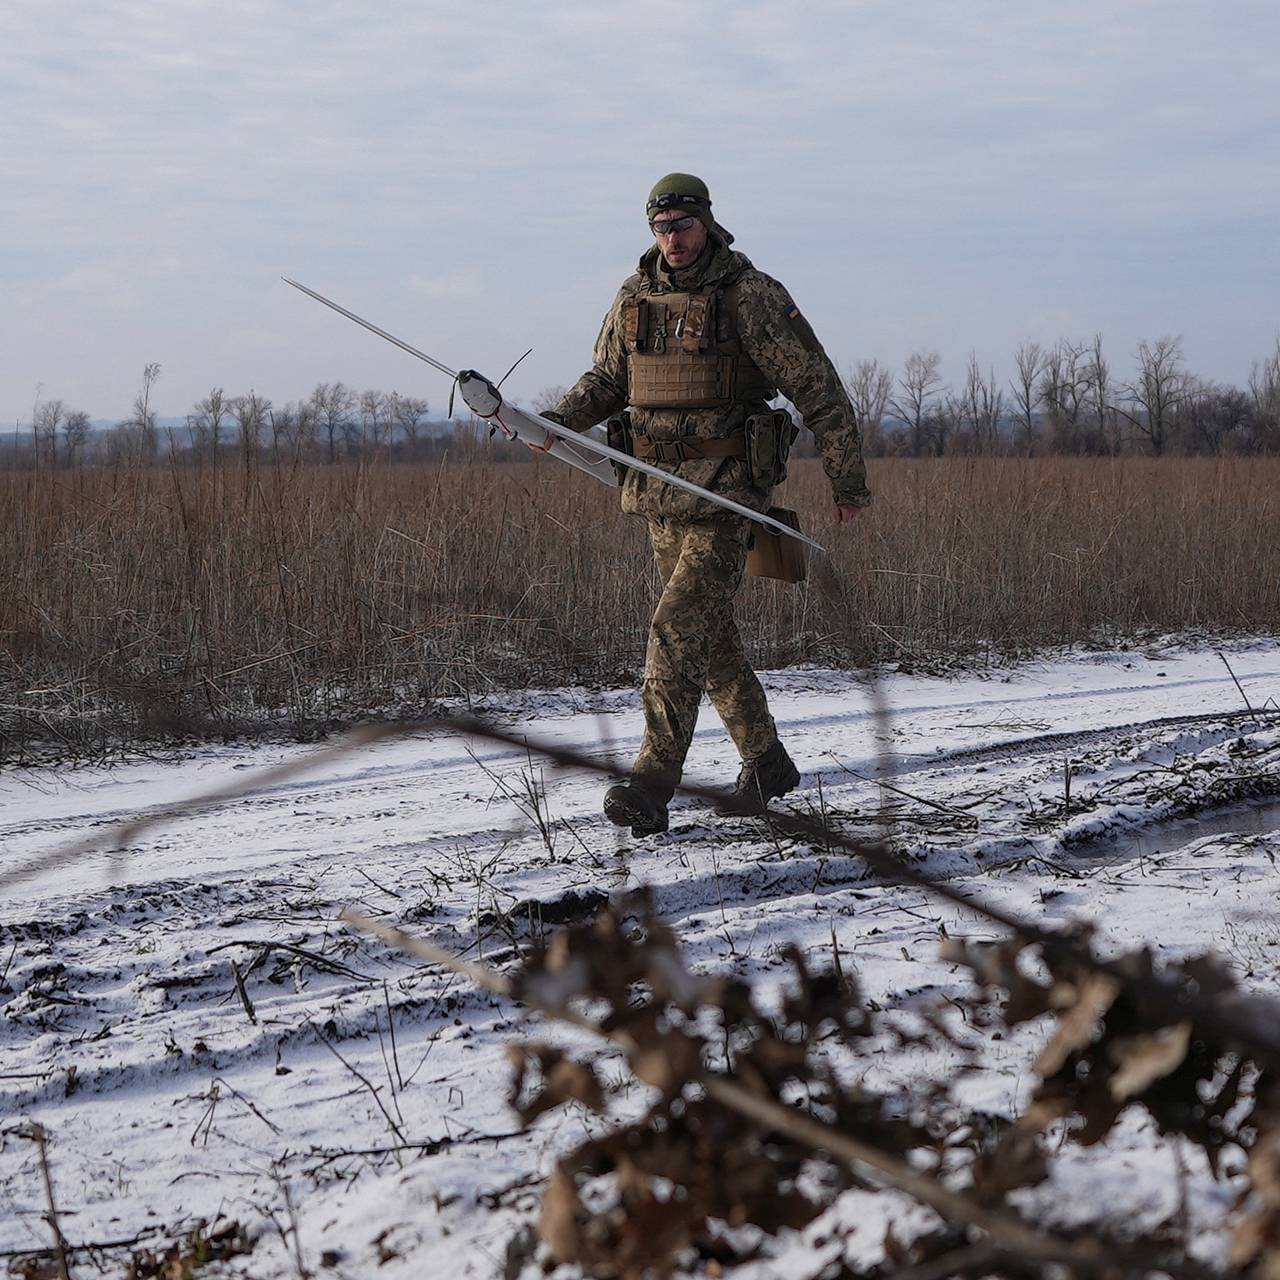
[544,174,870,836]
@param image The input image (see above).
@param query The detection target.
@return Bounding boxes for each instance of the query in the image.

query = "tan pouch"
[746,507,807,583]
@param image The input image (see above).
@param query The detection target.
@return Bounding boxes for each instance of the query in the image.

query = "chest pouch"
[624,292,737,409]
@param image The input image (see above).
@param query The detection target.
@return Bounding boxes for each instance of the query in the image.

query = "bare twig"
[311,1021,408,1146]
[208,938,371,982]
[280,1180,307,1280]
[214,1075,282,1136]
[190,1083,219,1146]
[301,1129,523,1174]
[0,1225,171,1261]
[383,980,405,1091]
[373,1009,407,1136]
[229,960,256,1025]
[826,754,980,825]
[1218,650,1254,713]
[24,1122,72,1280]
[887,1244,1001,1280]
[356,867,402,900]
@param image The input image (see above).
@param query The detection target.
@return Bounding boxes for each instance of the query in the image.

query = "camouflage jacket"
[550,230,870,521]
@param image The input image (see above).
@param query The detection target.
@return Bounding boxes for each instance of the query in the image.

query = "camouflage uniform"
[551,227,869,801]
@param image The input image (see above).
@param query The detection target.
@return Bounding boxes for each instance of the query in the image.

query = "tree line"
[844,334,1280,457]
[10,332,1280,470]
[8,372,466,471]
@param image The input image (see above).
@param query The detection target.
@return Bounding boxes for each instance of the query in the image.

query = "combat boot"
[716,741,801,816]
[603,781,670,837]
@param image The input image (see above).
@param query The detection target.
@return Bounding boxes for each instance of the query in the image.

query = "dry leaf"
[630,1034,699,1095]
[545,1056,605,1114]
[540,1165,585,1265]
[508,1044,605,1123]
[1251,1133,1280,1207]
[1107,1022,1192,1101]
[1034,972,1121,1077]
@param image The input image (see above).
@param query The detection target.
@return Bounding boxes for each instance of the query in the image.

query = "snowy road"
[2,642,1279,1276]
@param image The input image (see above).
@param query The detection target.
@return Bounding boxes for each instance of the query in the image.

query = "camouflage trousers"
[631,516,779,799]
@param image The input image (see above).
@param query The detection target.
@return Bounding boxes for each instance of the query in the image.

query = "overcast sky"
[3,0,1278,425]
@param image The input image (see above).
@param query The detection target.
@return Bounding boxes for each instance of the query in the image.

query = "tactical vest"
[622,283,774,410]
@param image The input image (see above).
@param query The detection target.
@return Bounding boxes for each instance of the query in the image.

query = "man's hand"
[833,503,863,525]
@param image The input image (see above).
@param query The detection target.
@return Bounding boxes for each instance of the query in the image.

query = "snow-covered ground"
[2,642,1279,1275]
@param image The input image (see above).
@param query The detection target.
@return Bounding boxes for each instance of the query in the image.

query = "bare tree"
[531,386,568,416]
[310,382,355,463]
[265,400,315,462]
[843,360,892,455]
[1248,336,1280,452]
[33,399,65,468]
[958,352,1004,454]
[1082,334,1115,454]
[293,399,318,459]
[1009,342,1043,454]
[229,390,271,477]
[121,362,162,464]
[1038,341,1089,454]
[62,409,91,466]
[930,398,960,457]
[889,350,945,456]
[267,403,295,462]
[357,389,390,456]
[1116,336,1190,456]
[191,388,229,468]
[1176,380,1252,454]
[389,392,431,454]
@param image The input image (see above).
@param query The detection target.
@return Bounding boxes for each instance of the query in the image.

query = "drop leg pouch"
[746,507,807,583]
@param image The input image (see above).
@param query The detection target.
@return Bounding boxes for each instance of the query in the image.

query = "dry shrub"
[2,455,1277,752]
[495,888,1280,1276]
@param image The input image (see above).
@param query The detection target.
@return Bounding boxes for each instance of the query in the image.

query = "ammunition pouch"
[747,508,807,583]
[604,413,633,486]
[745,410,800,489]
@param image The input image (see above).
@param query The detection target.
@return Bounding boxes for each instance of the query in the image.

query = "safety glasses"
[649,214,699,237]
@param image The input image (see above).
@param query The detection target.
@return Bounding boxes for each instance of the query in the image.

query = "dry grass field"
[3,454,1277,754]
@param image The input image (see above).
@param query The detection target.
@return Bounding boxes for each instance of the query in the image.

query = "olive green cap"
[646,173,714,230]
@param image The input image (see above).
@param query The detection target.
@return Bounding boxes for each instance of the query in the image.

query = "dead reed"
[2,454,1277,753]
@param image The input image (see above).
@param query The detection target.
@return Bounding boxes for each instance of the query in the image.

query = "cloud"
[2,0,1279,419]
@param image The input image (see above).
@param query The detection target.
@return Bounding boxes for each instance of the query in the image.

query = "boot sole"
[603,791,669,837]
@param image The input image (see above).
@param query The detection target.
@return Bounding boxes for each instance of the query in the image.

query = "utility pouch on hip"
[604,413,633,486]
[746,507,807,584]
[746,410,800,488]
